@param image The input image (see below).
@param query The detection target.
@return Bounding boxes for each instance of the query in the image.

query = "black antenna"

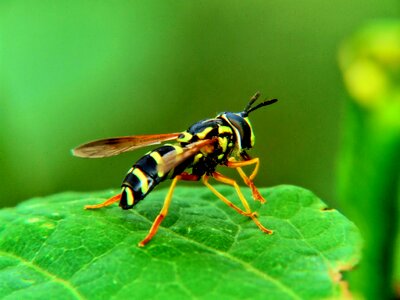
[244,92,278,115]
[246,98,278,114]
[244,92,261,113]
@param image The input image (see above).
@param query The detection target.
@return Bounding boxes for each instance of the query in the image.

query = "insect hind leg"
[84,193,121,210]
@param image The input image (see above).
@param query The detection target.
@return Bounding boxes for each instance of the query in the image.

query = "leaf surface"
[0,185,361,299]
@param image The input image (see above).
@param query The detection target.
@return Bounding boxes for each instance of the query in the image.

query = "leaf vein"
[0,250,85,300]
[134,210,302,300]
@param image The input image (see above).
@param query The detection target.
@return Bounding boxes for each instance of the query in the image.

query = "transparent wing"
[72,133,181,158]
[158,138,218,175]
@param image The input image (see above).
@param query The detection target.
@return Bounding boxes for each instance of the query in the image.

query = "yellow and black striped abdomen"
[119,145,185,209]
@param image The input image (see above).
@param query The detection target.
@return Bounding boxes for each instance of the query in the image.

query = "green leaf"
[0,185,361,299]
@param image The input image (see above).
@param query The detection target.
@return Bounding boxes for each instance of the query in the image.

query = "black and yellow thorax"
[177,117,235,176]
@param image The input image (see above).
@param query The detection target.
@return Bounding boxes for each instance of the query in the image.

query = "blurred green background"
[1,1,399,298]
[0,0,395,206]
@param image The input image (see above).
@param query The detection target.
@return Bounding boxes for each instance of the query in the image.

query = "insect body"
[73,92,278,246]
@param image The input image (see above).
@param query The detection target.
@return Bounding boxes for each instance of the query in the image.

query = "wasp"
[73,92,278,247]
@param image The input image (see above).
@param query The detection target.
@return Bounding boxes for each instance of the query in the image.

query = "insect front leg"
[203,174,253,216]
[203,172,272,234]
[225,157,266,203]
[84,193,121,210]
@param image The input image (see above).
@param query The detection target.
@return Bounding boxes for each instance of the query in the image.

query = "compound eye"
[227,115,244,137]
[224,113,252,149]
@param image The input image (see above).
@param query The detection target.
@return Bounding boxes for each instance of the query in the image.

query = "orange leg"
[84,193,121,210]
[139,173,199,247]
[203,174,252,216]
[226,157,266,203]
[203,172,273,234]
